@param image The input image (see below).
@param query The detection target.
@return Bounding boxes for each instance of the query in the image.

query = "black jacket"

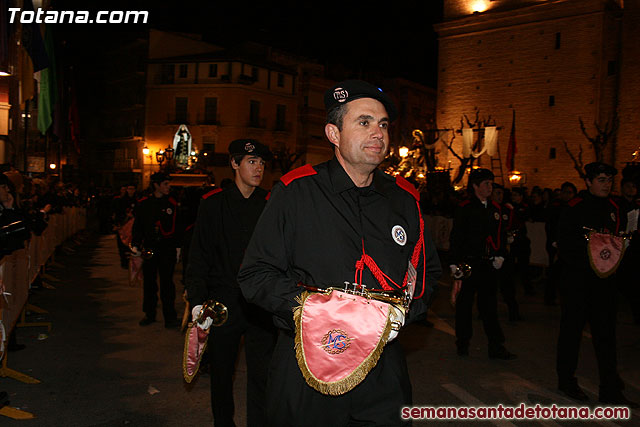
[185,183,268,308]
[557,191,626,275]
[238,158,442,331]
[131,194,182,251]
[449,195,507,266]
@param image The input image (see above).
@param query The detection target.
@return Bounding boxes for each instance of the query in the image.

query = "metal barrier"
[0,207,87,388]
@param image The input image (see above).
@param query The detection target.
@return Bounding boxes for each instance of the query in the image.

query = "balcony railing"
[196,113,221,126]
[247,118,267,129]
[167,113,190,125]
[113,158,140,170]
[274,121,292,132]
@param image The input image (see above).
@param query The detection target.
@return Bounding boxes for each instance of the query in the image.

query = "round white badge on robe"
[392,225,407,246]
[166,207,173,215]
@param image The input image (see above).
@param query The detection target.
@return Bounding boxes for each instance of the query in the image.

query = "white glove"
[388,306,405,342]
[449,265,458,276]
[191,304,213,330]
[176,248,182,264]
[492,256,505,270]
[130,246,141,257]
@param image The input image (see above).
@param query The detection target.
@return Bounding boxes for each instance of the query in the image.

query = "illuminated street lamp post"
[156,149,165,168]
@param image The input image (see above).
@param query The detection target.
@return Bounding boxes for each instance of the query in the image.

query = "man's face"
[326,98,390,173]
[560,186,576,202]
[126,186,136,197]
[491,187,504,204]
[586,173,613,198]
[622,181,637,198]
[511,191,523,204]
[155,180,171,196]
[531,192,542,205]
[473,179,493,201]
[233,155,265,189]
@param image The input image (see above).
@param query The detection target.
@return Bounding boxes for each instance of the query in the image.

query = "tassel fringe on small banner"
[292,290,392,396]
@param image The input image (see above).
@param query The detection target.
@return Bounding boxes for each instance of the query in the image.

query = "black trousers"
[141,247,177,321]
[498,257,520,319]
[616,251,640,323]
[209,302,276,427]
[556,272,619,393]
[265,332,411,427]
[544,244,559,303]
[511,236,533,292]
[116,233,128,267]
[455,263,505,350]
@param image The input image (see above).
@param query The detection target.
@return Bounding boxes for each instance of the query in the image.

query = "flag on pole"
[506,109,517,171]
[37,25,57,135]
[20,0,49,72]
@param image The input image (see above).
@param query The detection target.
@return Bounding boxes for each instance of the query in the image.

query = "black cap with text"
[324,80,398,122]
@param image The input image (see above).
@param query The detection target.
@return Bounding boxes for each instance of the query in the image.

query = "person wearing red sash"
[238,80,441,426]
[131,172,182,328]
[449,169,516,360]
[556,162,637,407]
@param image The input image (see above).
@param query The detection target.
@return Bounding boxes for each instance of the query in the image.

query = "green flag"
[37,25,57,135]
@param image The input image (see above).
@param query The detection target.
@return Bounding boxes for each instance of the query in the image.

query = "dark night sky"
[56,0,444,87]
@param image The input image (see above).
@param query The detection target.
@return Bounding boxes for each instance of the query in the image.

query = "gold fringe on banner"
[293,290,392,396]
[182,323,209,384]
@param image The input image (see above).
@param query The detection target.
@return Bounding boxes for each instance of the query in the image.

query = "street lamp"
[508,171,525,186]
[164,146,175,161]
[156,149,165,166]
[142,145,150,156]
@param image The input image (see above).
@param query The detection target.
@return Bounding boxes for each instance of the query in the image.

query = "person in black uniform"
[113,184,138,268]
[237,80,442,426]
[491,184,520,321]
[556,162,637,407]
[543,181,576,305]
[616,177,640,324]
[508,187,535,296]
[186,139,276,426]
[450,168,516,360]
[131,172,181,328]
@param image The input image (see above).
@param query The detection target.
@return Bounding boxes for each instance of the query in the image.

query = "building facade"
[435,0,633,189]
[144,31,299,187]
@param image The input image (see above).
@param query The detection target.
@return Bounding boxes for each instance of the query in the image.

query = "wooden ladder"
[490,138,505,186]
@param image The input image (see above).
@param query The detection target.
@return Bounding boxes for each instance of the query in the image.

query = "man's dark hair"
[467,168,494,190]
[230,154,245,168]
[621,177,635,186]
[560,181,577,193]
[326,103,349,131]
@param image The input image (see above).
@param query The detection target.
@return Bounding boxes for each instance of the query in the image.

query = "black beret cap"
[228,139,272,160]
[324,80,398,122]
[584,162,617,178]
[468,168,494,183]
[150,171,172,184]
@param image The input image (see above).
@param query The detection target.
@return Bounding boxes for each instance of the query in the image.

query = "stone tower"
[435,0,626,189]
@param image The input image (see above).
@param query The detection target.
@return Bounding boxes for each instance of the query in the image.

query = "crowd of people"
[100,79,640,425]
[0,168,91,409]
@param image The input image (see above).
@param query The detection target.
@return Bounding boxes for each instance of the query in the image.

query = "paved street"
[2,229,639,426]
